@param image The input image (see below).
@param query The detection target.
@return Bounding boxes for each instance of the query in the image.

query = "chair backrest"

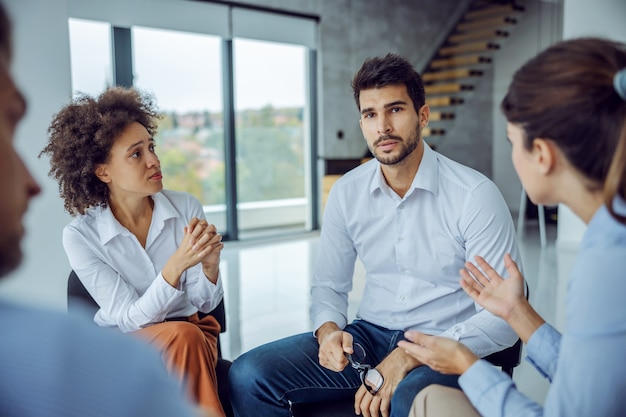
[66,270,227,333]
[482,280,530,377]
[484,338,522,377]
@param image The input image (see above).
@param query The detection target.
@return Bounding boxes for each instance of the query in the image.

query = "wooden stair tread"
[430,54,492,69]
[439,41,500,56]
[464,3,525,21]
[448,28,509,44]
[429,111,455,121]
[423,127,445,137]
[426,96,465,107]
[425,83,474,94]
[456,15,517,32]
[423,68,483,82]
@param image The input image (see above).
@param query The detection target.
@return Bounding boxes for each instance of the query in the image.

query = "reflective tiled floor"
[218,219,572,406]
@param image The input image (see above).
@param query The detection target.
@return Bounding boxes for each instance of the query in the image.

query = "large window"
[233,39,309,237]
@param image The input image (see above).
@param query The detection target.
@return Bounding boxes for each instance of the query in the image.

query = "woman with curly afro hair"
[40,86,227,417]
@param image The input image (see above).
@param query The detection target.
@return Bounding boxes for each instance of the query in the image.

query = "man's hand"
[316,322,353,372]
[353,347,421,417]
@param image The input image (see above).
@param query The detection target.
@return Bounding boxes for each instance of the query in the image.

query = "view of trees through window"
[155,111,225,204]
[155,104,305,205]
[234,105,305,203]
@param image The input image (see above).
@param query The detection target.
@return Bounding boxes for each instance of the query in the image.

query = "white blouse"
[63,189,223,333]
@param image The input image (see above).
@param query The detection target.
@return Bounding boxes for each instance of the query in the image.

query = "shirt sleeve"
[460,359,543,417]
[525,323,561,381]
[63,225,186,332]
[440,180,522,356]
[310,182,357,333]
[458,326,554,417]
[460,324,557,417]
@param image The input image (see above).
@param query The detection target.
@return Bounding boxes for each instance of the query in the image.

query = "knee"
[410,385,475,417]
[409,385,437,417]
[167,321,209,350]
[229,350,267,387]
[174,321,204,338]
[228,345,283,396]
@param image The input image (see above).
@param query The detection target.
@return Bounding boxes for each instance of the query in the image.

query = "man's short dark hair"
[350,53,425,112]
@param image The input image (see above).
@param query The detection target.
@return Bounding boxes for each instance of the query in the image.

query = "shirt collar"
[582,196,626,249]
[96,191,178,245]
[368,142,439,198]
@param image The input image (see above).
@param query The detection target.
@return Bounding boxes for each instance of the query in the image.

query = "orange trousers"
[133,313,225,416]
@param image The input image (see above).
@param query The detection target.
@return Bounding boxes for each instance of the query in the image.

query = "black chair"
[66,270,234,417]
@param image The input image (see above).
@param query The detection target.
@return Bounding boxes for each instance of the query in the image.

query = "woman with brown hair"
[398,37,626,417]
[40,87,226,417]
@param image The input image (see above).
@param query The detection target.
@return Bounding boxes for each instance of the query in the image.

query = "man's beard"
[0,236,22,279]
[369,125,421,166]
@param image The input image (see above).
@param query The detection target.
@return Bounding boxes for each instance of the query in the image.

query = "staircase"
[421,0,525,149]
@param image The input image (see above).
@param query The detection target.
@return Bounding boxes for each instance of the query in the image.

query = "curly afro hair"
[40,86,162,216]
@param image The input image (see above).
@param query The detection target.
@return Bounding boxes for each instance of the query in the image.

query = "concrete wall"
[492,0,563,213]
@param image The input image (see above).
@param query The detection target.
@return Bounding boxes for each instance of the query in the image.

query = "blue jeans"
[228,320,459,417]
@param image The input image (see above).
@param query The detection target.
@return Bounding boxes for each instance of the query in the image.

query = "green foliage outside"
[155,105,305,206]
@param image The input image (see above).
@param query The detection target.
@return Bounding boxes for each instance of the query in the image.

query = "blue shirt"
[460,198,626,416]
[312,144,521,356]
[0,300,197,417]
[63,190,223,332]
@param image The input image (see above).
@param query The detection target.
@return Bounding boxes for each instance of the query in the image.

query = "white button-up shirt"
[312,144,520,356]
[63,190,223,333]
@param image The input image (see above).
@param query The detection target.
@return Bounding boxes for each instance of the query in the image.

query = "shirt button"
[399,295,405,301]
[399,204,404,209]
[398,237,404,242]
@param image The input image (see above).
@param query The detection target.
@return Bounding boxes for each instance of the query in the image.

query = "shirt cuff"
[525,322,561,381]
[459,359,511,411]
[313,311,347,337]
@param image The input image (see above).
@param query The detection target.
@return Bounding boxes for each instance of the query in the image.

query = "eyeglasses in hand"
[345,342,384,395]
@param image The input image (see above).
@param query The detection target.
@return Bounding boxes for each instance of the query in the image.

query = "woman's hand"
[459,254,526,322]
[162,218,223,286]
[460,254,545,344]
[397,332,478,375]
[186,218,223,284]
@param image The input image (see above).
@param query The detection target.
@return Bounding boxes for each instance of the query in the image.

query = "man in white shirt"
[228,53,520,417]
